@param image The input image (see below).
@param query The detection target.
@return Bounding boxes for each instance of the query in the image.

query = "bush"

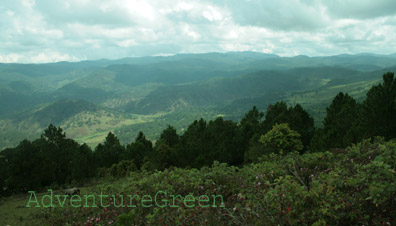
[246,123,303,162]
[44,139,396,226]
[110,160,137,177]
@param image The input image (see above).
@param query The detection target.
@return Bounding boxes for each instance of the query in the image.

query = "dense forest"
[0,72,395,225]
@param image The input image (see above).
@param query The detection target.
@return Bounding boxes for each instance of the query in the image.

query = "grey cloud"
[323,0,396,19]
[166,11,212,25]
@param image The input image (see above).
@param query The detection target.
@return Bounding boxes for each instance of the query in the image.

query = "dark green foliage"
[243,133,266,163]
[262,102,289,132]
[39,125,78,186]
[0,153,7,195]
[5,140,43,191]
[177,117,243,168]
[238,106,265,164]
[308,128,325,152]
[288,104,315,148]
[125,131,153,169]
[41,124,66,145]
[263,102,314,149]
[313,92,362,150]
[157,125,179,148]
[151,126,180,170]
[71,144,97,181]
[152,144,176,171]
[206,117,243,165]
[246,123,303,161]
[361,72,396,139]
[239,106,264,143]
[178,118,209,168]
[94,132,125,168]
[2,125,97,193]
[110,160,137,177]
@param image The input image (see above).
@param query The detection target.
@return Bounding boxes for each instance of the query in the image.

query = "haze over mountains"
[1,51,395,149]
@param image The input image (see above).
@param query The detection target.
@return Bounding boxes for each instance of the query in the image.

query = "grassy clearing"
[63,110,168,147]
[0,179,107,226]
[0,190,58,226]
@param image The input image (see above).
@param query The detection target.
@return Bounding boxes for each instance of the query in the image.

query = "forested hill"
[1,52,396,150]
[1,71,395,191]
[0,71,395,225]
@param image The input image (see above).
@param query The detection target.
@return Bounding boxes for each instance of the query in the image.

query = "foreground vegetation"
[1,138,395,225]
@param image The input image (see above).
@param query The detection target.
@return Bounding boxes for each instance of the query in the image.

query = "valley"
[1,52,395,150]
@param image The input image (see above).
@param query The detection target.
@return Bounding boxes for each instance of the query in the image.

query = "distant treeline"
[0,72,395,196]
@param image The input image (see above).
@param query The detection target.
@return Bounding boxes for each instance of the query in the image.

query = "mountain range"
[1,51,395,149]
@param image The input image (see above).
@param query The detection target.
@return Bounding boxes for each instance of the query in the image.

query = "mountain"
[122,66,383,115]
[13,99,99,126]
[0,52,394,149]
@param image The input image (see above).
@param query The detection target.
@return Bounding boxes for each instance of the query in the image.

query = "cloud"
[0,0,395,63]
[0,51,79,63]
[323,0,396,19]
[222,0,329,31]
[34,0,136,27]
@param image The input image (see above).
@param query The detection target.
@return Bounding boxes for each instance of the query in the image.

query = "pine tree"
[361,72,396,139]
[321,92,361,149]
[157,125,179,148]
[262,102,314,150]
[94,132,125,168]
[125,131,153,169]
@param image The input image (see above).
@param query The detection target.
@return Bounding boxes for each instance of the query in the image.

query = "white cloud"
[0,0,395,63]
[182,24,201,40]
[31,52,80,63]
[6,10,14,16]
[0,53,22,63]
[116,39,138,48]
[124,0,157,22]
[0,51,79,63]
[202,6,223,22]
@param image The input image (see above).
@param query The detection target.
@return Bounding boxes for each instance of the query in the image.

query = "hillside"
[0,52,395,150]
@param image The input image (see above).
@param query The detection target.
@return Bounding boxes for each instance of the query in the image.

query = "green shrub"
[246,123,303,162]
[110,160,137,177]
[44,139,396,226]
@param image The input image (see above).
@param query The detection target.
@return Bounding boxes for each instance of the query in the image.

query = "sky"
[1,0,396,63]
